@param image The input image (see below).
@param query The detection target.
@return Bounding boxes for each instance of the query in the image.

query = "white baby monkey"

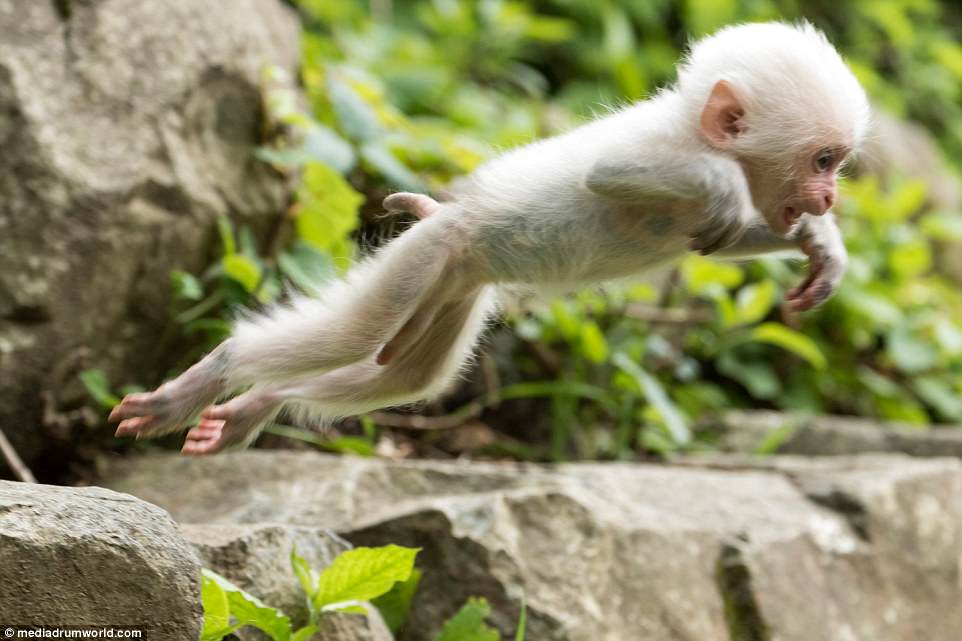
[111,21,870,454]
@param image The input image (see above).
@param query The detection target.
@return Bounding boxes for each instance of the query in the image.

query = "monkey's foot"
[110,351,227,439]
[181,391,278,456]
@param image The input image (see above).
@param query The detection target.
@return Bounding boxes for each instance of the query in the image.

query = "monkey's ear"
[700,80,745,148]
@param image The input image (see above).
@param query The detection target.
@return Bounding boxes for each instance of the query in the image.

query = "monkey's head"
[678,22,870,234]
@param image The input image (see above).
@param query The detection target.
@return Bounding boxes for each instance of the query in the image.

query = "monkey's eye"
[813,149,835,173]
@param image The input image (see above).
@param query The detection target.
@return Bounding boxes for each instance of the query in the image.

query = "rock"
[99,451,962,641]
[0,0,300,466]
[705,409,962,458]
[0,480,202,639]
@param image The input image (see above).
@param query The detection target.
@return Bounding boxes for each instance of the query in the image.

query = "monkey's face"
[742,145,849,235]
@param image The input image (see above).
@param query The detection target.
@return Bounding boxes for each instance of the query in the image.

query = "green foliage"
[199,544,527,641]
[434,598,500,641]
[199,544,419,641]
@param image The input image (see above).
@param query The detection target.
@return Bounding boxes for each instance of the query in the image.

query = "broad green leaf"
[750,323,827,370]
[79,369,119,409]
[372,569,422,634]
[716,353,781,400]
[199,572,236,641]
[304,125,356,172]
[279,241,336,295]
[321,436,377,457]
[296,162,363,260]
[920,212,962,241]
[733,281,776,326]
[912,376,962,421]
[889,237,931,279]
[222,254,262,294]
[681,255,744,296]
[291,626,318,641]
[327,73,381,142]
[434,598,500,641]
[886,327,937,373]
[313,545,420,610]
[202,569,291,641]
[613,353,690,445]
[171,270,203,301]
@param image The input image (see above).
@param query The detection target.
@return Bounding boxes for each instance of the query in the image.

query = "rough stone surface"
[0,480,202,638]
[0,0,300,463]
[706,409,962,458]
[100,451,962,641]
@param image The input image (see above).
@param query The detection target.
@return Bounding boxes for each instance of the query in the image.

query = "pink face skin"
[744,145,850,235]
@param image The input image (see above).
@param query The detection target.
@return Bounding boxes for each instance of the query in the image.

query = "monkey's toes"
[182,420,227,456]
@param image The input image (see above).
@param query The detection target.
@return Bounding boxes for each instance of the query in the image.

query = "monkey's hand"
[784,213,847,311]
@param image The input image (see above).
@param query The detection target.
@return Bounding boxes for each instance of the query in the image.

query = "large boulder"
[0,480,202,639]
[0,0,300,465]
[705,409,962,458]
[100,451,962,641]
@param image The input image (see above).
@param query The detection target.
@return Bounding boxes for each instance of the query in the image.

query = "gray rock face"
[0,0,300,461]
[100,451,962,641]
[0,480,202,639]
[707,409,962,458]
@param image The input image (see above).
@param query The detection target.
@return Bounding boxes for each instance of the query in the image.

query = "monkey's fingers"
[383,193,441,219]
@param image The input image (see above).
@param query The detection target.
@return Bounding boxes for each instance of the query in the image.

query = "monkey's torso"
[449,97,706,286]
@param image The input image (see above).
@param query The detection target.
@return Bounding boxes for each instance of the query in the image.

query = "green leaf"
[202,569,291,641]
[313,545,420,611]
[612,353,690,445]
[749,323,827,370]
[291,547,320,605]
[327,73,382,142]
[372,569,421,634]
[216,217,237,256]
[887,326,938,374]
[681,255,744,297]
[360,143,425,192]
[222,254,262,294]
[434,598,500,641]
[912,376,962,421]
[296,162,363,259]
[579,321,609,364]
[279,241,336,295]
[200,572,237,641]
[171,270,203,301]
[733,280,776,326]
[753,421,799,456]
[304,125,356,173]
[291,626,319,641]
[79,369,120,409]
[514,598,527,641]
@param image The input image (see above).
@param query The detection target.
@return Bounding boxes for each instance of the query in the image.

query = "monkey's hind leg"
[112,212,468,440]
[181,288,497,455]
[112,341,230,439]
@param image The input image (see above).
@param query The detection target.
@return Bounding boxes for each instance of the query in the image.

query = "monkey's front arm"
[585,153,847,311]
[585,151,755,254]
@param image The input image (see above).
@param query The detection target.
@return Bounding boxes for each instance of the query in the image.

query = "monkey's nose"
[822,192,835,211]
